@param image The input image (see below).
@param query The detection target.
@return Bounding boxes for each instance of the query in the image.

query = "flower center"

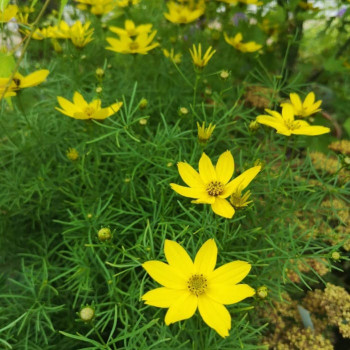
[284,120,300,130]
[129,42,139,51]
[13,78,21,87]
[206,181,224,196]
[127,29,137,36]
[187,274,207,296]
[84,106,95,117]
[178,16,188,23]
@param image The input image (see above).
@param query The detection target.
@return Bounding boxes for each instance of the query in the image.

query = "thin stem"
[172,61,193,88]
[192,74,200,109]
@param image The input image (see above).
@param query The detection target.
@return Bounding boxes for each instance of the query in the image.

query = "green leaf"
[59,0,69,21]
[0,0,10,12]
[0,52,15,78]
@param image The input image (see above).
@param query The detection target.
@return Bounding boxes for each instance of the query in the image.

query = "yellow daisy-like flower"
[218,0,262,5]
[189,44,216,68]
[69,21,94,48]
[163,48,182,64]
[75,0,116,15]
[256,104,330,136]
[0,69,49,91]
[117,0,140,7]
[106,31,159,55]
[164,1,205,24]
[55,92,123,120]
[109,20,152,37]
[142,239,255,337]
[224,32,262,53]
[170,151,261,219]
[197,121,216,144]
[0,4,18,22]
[281,92,322,118]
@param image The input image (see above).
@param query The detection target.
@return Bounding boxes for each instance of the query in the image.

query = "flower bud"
[79,306,95,322]
[98,227,112,241]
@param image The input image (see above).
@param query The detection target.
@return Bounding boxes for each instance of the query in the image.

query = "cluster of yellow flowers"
[31,20,94,48]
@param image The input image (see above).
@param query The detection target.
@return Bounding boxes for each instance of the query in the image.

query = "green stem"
[192,74,200,109]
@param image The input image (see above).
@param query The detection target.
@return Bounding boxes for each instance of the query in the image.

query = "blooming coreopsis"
[281,92,322,118]
[164,1,205,24]
[170,151,261,218]
[224,33,262,53]
[189,44,216,68]
[142,239,255,337]
[0,4,17,22]
[218,0,262,4]
[0,69,49,93]
[75,0,116,15]
[197,122,216,144]
[256,105,330,136]
[55,92,123,120]
[163,48,182,64]
[109,20,152,37]
[106,31,159,54]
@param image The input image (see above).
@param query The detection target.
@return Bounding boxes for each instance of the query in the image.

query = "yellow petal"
[209,261,251,285]
[282,104,295,123]
[256,115,283,131]
[142,287,186,308]
[164,240,194,275]
[211,198,235,218]
[194,239,217,275]
[91,109,110,120]
[207,284,255,305]
[199,153,216,183]
[292,126,330,136]
[142,261,187,289]
[20,69,49,88]
[303,91,315,108]
[222,166,261,198]
[177,162,204,188]
[289,93,302,112]
[56,96,79,115]
[73,91,88,109]
[165,291,198,325]
[191,193,215,204]
[215,150,234,185]
[108,102,123,116]
[170,183,205,199]
[198,294,231,338]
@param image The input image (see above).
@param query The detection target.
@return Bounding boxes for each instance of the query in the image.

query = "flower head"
[170,151,261,219]
[281,92,322,118]
[0,4,18,22]
[224,32,262,53]
[75,0,116,15]
[164,1,205,24]
[109,20,152,37]
[218,0,262,4]
[142,239,255,337]
[256,104,330,136]
[189,44,216,68]
[106,31,159,54]
[66,147,79,160]
[163,48,182,64]
[56,92,123,120]
[116,0,140,7]
[0,69,49,93]
[197,122,216,144]
[69,21,94,48]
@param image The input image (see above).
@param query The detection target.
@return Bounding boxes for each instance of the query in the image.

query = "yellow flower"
[224,32,262,53]
[197,122,216,144]
[218,0,262,4]
[75,0,116,15]
[142,239,255,337]
[189,44,216,68]
[163,48,182,64]
[106,31,159,54]
[109,20,152,37]
[170,151,261,219]
[0,4,18,22]
[230,189,253,209]
[164,1,205,24]
[69,21,94,48]
[256,104,330,136]
[116,0,140,7]
[66,148,79,160]
[0,69,49,91]
[281,92,322,118]
[55,92,123,120]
